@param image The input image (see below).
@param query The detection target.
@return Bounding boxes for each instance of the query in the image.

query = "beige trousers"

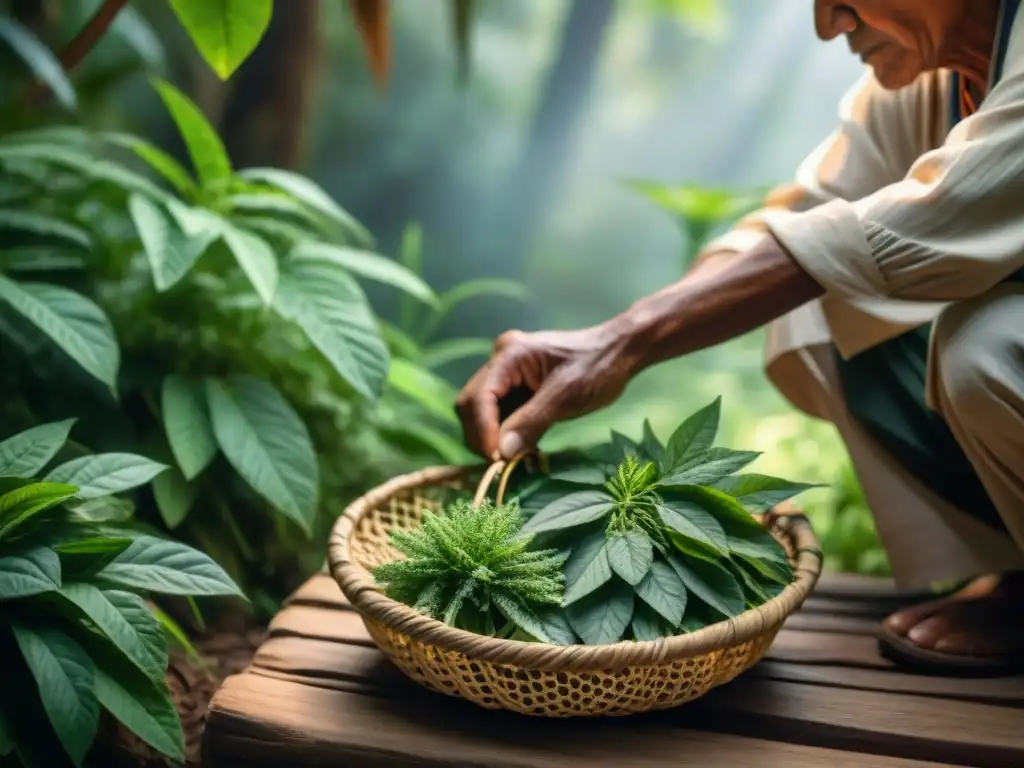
[765,284,1024,589]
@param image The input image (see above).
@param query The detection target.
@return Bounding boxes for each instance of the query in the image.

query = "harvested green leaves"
[374,398,819,647]
[371,500,569,643]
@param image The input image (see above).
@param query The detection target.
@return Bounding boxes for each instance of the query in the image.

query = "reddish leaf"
[349,0,390,89]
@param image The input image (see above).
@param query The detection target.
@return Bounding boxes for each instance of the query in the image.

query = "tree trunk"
[219,0,323,169]
[488,0,615,273]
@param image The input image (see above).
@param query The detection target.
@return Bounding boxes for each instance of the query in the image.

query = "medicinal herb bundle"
[372,398,818,645]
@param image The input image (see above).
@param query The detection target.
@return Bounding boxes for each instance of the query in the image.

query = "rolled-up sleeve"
[702,68,937,263]
[764,50,1024,304]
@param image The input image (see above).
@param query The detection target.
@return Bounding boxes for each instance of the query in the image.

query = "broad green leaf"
[274,253,389,401]
[521,490,615,535]
[96,535,244,597]
[161,375,217,480]
[67,496,134,524]
[565,580,634,645]
[0,276,119,389]
[667,530,724,564]
[606,531,653,586]
[0,482,78,541]
[290,241,437,306]
[237,167,372,245]
[714,473,820,508]
[728,526,792,569]
[149,603,201,660]
[492,592,551,644]
[634,558,687,626]
[0,208,90,248]
[0,18,76,110]
[422,338,494,369]
[54,537,133,579]
[0,419,75,478]
[562,530,612,605]
[129,194,214,290]
[661,448,761,487]
[609,431,643,462]
[57,585,167,682]
[640,419,664,463]
[734,551,793,585]
[228,194,333,239]
[534,606,577,646]
[11,622,98,767]
[205,376,318,533]
[667,485,766,537]
[94,664,183,761]
[728,557,770,604]
[546,451,613,486]
[152,467,196,530]
[666,553,744,618]
[168,0,272,79]
[0,547,61,599]
[437,278,529,318]
[663,396,720,471]
[658,498,727,551]
[223,226,278,305]
[0,247,85,272]
[386,359,458,425]
[103,134,195,198]
[151,78,232,187]
[632,602,672,642]
[46,454,168,500]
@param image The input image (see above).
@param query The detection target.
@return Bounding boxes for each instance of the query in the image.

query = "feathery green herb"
[372,500,570,643]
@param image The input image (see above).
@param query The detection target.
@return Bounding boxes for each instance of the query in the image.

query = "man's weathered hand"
[455,325,637,460]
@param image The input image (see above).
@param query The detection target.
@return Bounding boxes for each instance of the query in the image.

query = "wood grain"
[205,572,1024,767]
[207,673,964,768]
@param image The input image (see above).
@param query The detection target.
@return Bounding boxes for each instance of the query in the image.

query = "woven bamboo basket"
[328,456,823,718]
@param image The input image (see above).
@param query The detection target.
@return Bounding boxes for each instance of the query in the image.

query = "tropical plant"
[628,180,767,267]
[0,419,242,767]
[0,75,447,613]
[375,222,531,466]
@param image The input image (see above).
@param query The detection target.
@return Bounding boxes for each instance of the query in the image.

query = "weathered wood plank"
[244,632,1024,767]
[206,673,963,768]
[251,633,1024,709]
[783,611,879,635]
[749,662,1024,706]
[693,678,1024,767]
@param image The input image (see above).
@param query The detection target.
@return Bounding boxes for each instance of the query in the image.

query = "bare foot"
[882,572,1024,658]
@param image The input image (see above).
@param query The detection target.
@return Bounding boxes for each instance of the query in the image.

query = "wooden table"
[204,572,1024,767]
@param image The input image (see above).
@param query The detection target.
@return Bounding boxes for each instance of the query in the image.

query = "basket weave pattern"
[329,464,822,718]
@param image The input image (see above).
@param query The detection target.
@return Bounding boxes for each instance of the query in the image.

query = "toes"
[882,598,948,637]
[906,614,953,650]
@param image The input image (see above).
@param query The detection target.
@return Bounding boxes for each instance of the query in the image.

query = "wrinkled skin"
[456,0,1021,667]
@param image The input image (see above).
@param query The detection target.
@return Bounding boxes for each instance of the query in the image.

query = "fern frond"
[372,499,564,638]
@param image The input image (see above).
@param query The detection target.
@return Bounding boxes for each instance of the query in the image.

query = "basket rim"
[327,463,823,674]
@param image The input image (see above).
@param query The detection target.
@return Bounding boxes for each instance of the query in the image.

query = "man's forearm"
[607,235,824,374]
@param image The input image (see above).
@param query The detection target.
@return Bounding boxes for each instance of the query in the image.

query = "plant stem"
[25,0,131,105]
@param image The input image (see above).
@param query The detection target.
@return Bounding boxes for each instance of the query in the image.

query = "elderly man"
[456,0,1024,676]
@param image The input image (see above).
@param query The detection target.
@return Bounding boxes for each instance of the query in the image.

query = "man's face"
[813,1,962,89]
